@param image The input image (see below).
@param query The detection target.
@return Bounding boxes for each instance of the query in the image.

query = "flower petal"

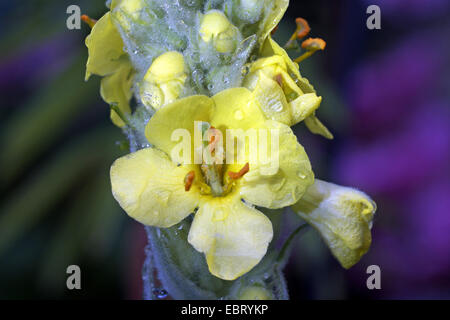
[100,61,134,127]
[304,114,334,139]
[251,72,293,125]
[261,36,316,94]
[85,12,125,80]
[291,179,376,269]
[211,87,266,130]
[240,120,314,209]
[188,196,273,280]
[259,0,289,45]
[145,95,215,159]
[290,93,322,124]
[110,148,200,228]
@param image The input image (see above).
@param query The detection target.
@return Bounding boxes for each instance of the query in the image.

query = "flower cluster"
[84,0,376,287]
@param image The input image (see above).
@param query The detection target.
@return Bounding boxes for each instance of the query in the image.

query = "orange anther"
[184,171,195,191]
[228,163,249,180]
[81,15,97,28]
[208,127,221,154]
[301,38,326,51]
[295,18,311,39]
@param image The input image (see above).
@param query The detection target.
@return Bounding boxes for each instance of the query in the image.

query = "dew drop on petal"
[234,110,244,120]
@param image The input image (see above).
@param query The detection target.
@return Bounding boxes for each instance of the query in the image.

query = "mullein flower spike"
[84,0,377,298]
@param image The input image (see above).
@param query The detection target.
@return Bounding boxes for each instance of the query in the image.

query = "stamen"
[81,15,97,28]
[295,18,311,39]
[208,126,218,154]
[294,38,326,63]
[184,171,195,191]
[301,38,326,51]
[228,163,249,180]
[284,17,311,49]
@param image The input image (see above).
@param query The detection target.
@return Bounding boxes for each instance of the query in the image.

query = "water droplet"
[141,91,162,109]
[234,110,244,120]
[297,172,306,179]
[268,100,284,112]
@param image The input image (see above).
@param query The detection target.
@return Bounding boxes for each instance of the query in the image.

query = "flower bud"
[292,179,376,269]
[112,0,145,32]
[139,51,187,110]
[237,0,263,23]
[238,285,272,300]
[199,10,239,53]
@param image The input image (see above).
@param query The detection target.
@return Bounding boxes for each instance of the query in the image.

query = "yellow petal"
[188,196,273,280]
[259,0,289,46]
[292,179,376,269]
[110,148,200,228]
[304,114,334,139]
[145,95,215,159]
[251,72,292,125]
[85,12,125,80]
[144,51,187,83]
[240,120,314,209]
[199,10,238,53]
[290,93,322,124]
[261,36,316,94]
[140,51,187,110]
[245,55,303,100]
[211,87,266,130]
[141,80,186,110]
[100,61,134,127]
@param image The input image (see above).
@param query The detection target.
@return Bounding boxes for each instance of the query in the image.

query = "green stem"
[277,223,309,263]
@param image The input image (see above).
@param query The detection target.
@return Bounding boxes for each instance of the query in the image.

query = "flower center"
[183,123,249,197]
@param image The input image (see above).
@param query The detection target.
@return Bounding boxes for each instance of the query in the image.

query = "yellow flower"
[199,10,240,53]
[245,36,333,139]
[245,55,322,126]
[291,179,376,269]
[110,88,314,280]
[139,51,188,110]
[85,11,134,127]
